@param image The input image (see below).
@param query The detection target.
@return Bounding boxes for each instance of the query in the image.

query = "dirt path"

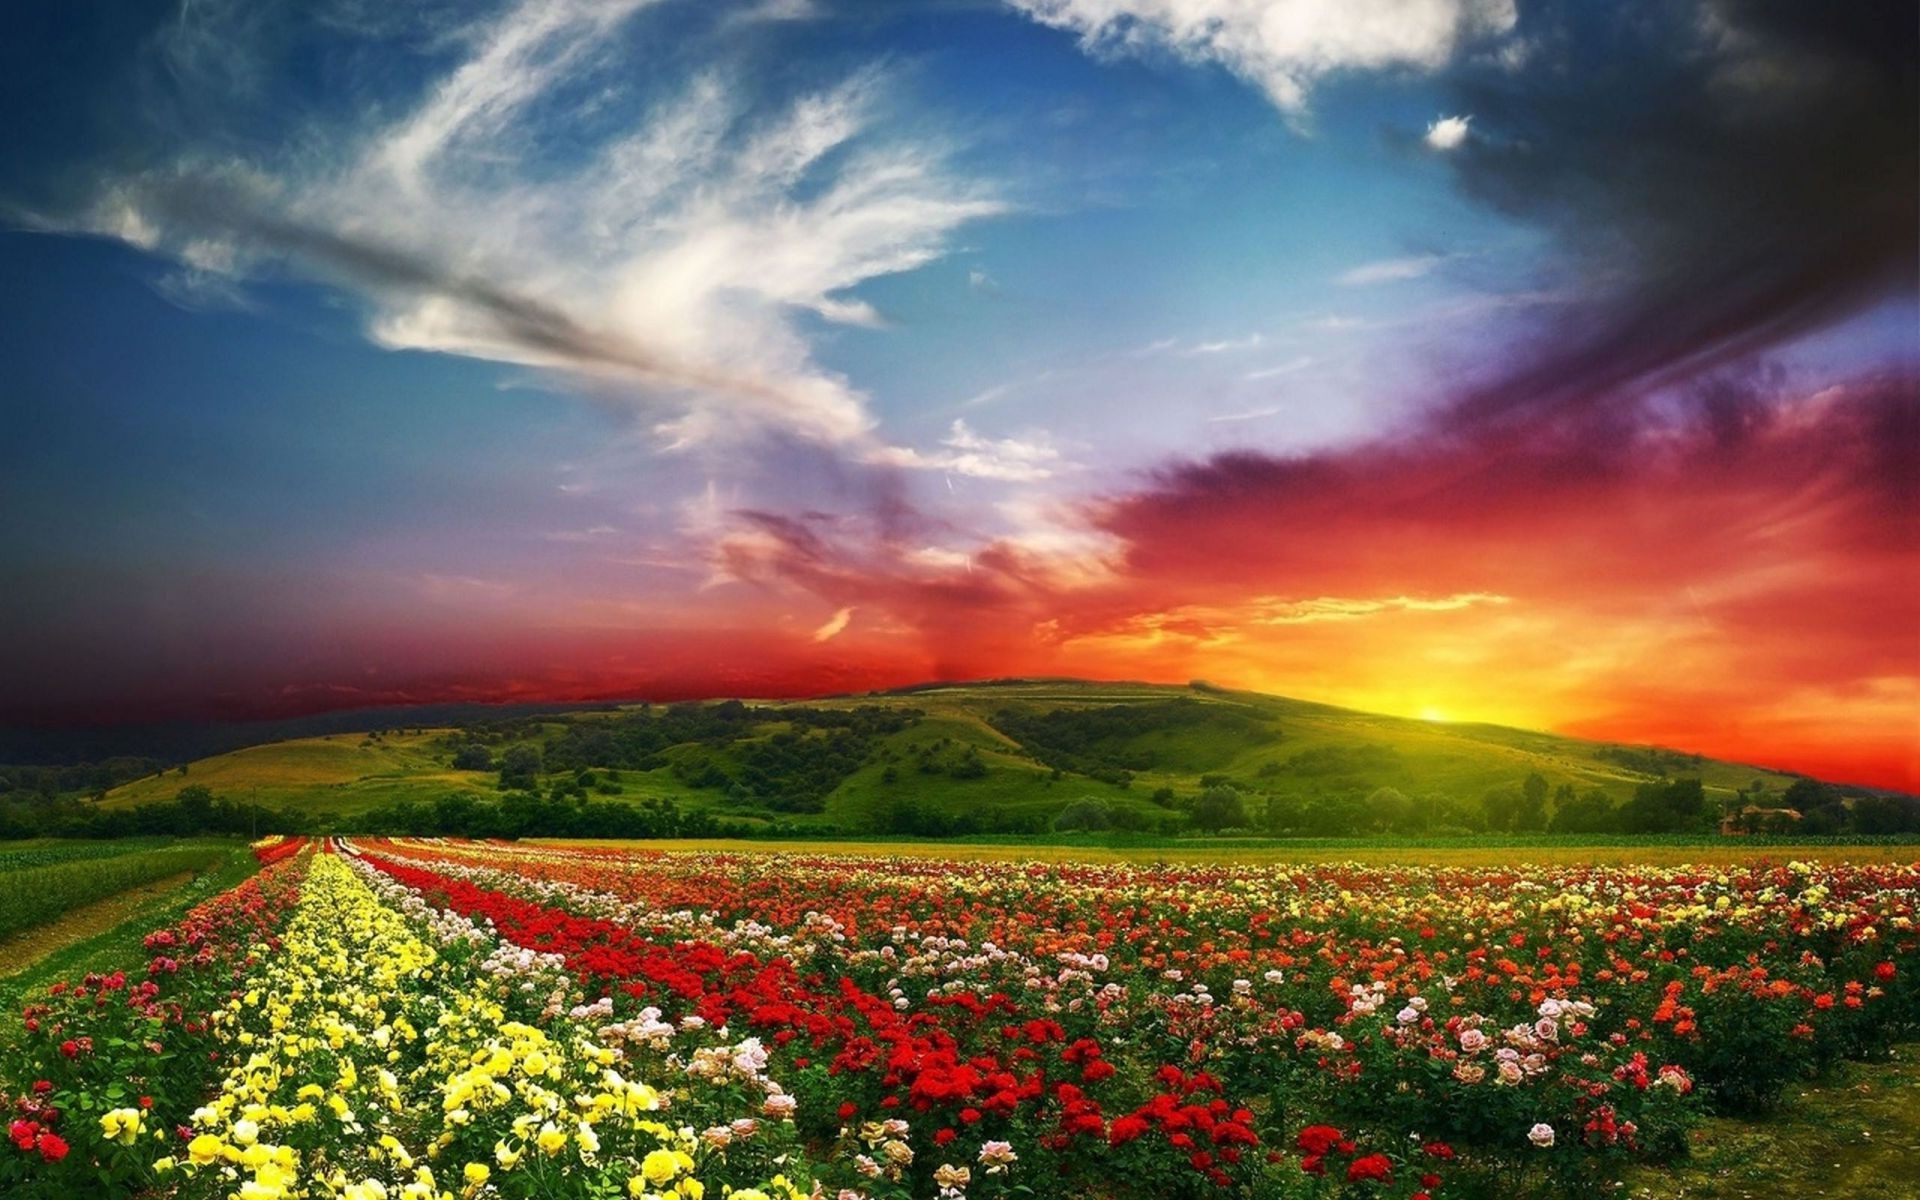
[0,871,199,977]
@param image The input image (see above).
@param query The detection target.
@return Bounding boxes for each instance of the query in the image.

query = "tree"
[1481,786,1522,832]
[1364,786,1415,832]
[1052,797,1115,832]
[1550,788,1619,833]
[1515,773,1549,831]
[498,744,544,791]
[1191,785,1248,832]
[1620,777,1712,834]
[452,743,493,771]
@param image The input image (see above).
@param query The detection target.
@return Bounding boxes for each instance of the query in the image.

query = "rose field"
[3,839,1916,1200]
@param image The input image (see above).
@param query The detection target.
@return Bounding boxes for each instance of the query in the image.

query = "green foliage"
[1053,797,1117,832]
[1191,784,1248,832]
[0,842,230,941]
[1620,778,1716,834]
[989,697,1273,775]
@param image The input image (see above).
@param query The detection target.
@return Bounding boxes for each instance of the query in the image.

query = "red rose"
[1347,1153,1393,1183]
[1296,1124,1345,1156]
[36,1133,69,1162]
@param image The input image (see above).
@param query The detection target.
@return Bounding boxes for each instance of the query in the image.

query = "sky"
[1,0,1915,790]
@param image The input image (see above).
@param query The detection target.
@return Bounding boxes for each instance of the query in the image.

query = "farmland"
[2,837,1915,1199]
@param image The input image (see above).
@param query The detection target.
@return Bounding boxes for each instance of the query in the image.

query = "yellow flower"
[187,1133,225,1166]
[463,1162,491,1186]
[100,1107,144,1145]
[641,1147,692,1185]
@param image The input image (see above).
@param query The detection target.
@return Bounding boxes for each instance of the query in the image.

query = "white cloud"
[1006,0,1517,116]
[84,0,1002,448]
[810,606,855,642]
[869,420,1064,482]
[1336,253,1448,285]
[1187,332,1265,354]
[1424,113,1472,149]
[1207,404,1286,423]
[1242,355,1314,380]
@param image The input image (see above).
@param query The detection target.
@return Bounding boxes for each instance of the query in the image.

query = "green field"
[92,680,1824,830]
[101,729,494,815]
[0,839,236,943]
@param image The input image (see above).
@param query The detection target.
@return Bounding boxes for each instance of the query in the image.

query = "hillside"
[90,679,1844,834]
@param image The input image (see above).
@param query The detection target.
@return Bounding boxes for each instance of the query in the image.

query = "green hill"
[94,679,1830,834]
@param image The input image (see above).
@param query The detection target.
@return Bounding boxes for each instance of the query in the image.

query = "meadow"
[1,837,1914,1199]
[73,683,1846,840]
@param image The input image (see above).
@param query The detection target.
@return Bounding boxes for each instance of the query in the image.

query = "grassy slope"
[102,730,492,816]
[96,680,1811,827]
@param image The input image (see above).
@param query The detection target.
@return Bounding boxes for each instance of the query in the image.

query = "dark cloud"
[1437,0,1917,421]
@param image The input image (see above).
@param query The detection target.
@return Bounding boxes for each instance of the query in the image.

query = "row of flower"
[4,838,1913,1199]
[5,843,821,1199]
[346,839,1826,1197]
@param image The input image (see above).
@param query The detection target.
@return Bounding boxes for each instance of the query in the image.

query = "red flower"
[1108,1115,1150,1145]
[1347,1153,1393,1183]
[1296,1124,1345,1156]
[36,1132,69,1162]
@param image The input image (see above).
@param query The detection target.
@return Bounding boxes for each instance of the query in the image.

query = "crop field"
[1,838,1914,1199]
[0,840,235,945]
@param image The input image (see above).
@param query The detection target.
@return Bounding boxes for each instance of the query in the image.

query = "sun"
[1419,706,1449,723]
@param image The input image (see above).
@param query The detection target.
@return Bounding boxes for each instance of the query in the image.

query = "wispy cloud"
[810,605,854,642]
[869,420,1064,482]
[1186,333,1265,354]
[79,0,1003,449]
[1337,254,1449,286]
[1243,355,1314,381]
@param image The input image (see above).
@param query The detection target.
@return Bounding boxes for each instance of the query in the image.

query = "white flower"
[1529,1123,1556,1148]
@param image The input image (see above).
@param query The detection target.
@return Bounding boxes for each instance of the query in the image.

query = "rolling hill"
[92,679,1832,834]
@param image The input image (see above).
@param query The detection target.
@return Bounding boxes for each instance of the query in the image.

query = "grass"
[92,680,1834,828]
[1626,1046,1920,1199]
[101,729,492,816]
[0,840,235,942]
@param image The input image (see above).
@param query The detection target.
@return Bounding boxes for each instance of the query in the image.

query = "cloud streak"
[83,0,1004,447]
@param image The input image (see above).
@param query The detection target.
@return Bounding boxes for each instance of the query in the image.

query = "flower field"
[3,839,1915,1199]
